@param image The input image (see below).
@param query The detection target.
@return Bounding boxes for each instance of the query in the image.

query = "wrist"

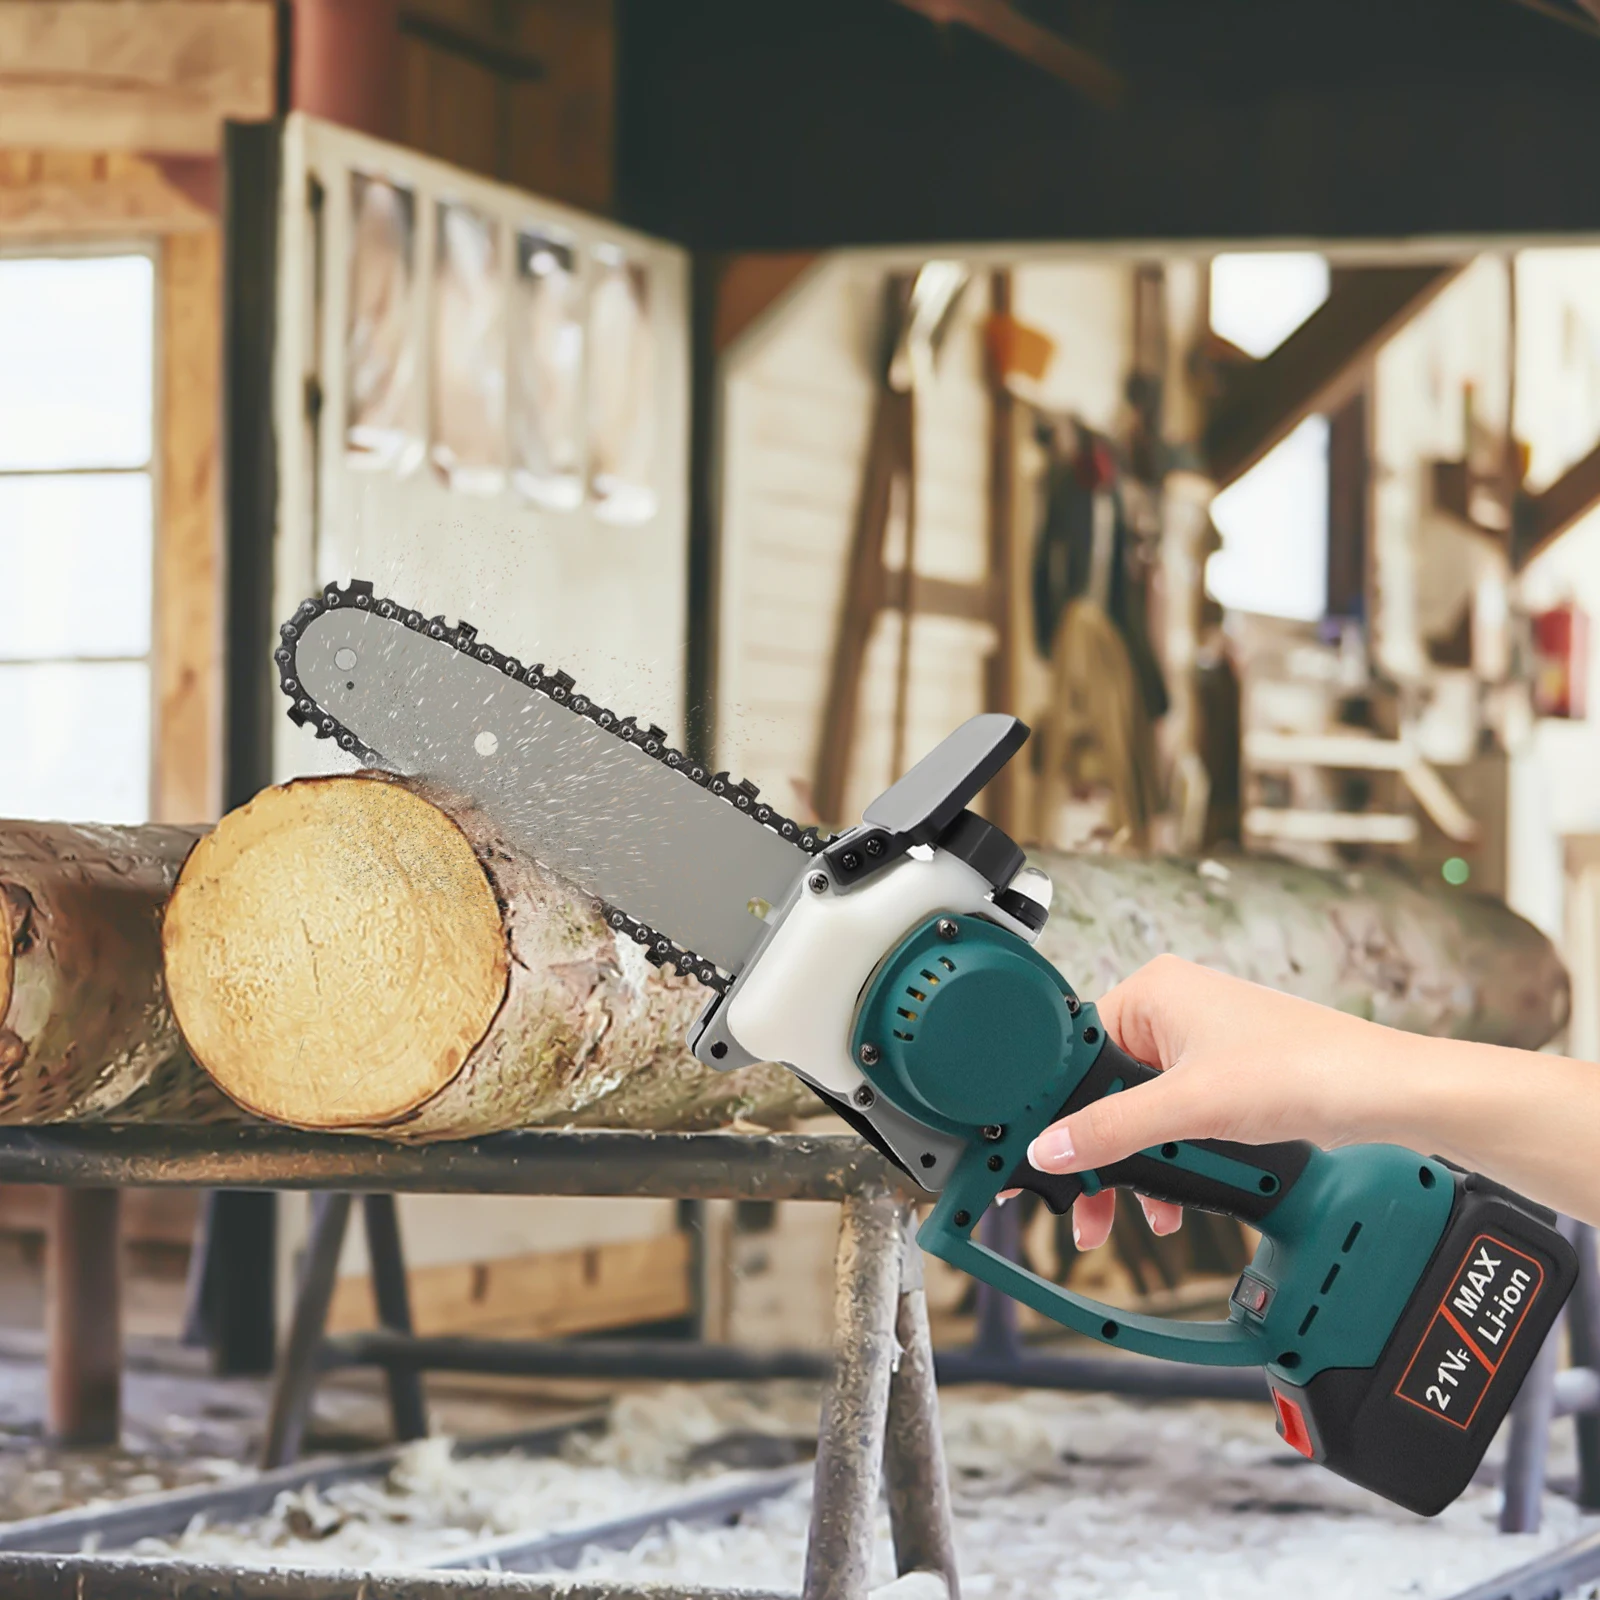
[1316,1014,1441,1150]
[1338,1025,1493,1159]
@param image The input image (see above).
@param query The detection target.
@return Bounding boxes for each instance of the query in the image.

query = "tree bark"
[1036,851,1568,1048]
[162,773,1568,1140]
[0,819,233,1123]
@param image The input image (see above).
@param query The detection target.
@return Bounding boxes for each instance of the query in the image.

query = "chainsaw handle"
[1003,1036,1315,1225]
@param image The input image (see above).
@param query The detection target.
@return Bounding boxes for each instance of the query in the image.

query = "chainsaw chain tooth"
[277,579,813,994]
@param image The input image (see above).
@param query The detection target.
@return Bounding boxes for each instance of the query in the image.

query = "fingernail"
[994,1191,1010,1208]
[1071,1216,1082,1249]
[1028,1126,1076,1171]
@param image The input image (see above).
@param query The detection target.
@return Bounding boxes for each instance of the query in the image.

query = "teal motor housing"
[851,912,1577,1515]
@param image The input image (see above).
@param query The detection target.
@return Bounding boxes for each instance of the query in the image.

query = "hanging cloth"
[1030,421,1168,723]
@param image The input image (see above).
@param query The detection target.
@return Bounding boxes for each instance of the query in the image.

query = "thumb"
[1026,1067,1201,1175]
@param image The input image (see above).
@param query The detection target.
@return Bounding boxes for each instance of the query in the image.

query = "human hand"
[1022,954,1378,1251]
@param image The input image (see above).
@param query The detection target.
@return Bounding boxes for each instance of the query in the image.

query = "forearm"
[1344,1024,1600,1225]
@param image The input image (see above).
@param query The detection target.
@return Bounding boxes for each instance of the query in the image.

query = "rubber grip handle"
[1006,1035,1314,1225]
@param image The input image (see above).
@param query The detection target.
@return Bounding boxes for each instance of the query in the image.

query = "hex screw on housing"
[937,918,959,941]
[853,1085,876,1108]
[1065,994,1081,1015]
[981,1124,1005,1142]
[808,872,829,894]
[858,1044,881,1068]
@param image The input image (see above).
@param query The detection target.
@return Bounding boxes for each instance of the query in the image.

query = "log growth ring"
[163,777,508,1127]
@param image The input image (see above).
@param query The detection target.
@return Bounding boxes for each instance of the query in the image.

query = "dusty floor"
[0,1240,1595,1597]
[0,1356,1596,1599]
[574,1388,1600,1600]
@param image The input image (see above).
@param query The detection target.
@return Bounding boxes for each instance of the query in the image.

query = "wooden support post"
[1325,381,1371,621]
[1205,265,1462,489]
[982,268,1017,836]
[45,1189,121,1446]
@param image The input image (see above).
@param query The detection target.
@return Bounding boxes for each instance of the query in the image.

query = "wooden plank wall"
[715,256,1132,832]
[327,1232,692,1339]
[716,259,994,825]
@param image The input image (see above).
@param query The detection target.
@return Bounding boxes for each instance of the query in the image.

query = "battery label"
[1395,1234,1545,1431]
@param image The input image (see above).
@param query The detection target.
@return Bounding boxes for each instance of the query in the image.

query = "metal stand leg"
[1500,1299,1564,1533]
[804,1193,909,1600]
[362,1194,427,1442]
[1566,1223,1600,1509]
[883,1234,960,1599]
[261,1193,352,1469]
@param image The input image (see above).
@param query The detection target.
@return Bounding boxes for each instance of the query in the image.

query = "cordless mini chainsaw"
[278,580,1576,1517]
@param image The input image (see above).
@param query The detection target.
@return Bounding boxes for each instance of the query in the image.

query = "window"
[1206,254,1332,621]
[1210,252,1329,359]
[1207,416,1330,623]
[0,251,156,822]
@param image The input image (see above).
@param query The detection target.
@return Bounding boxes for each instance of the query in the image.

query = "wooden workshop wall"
[1503,250,1600,946]
[715,254,1132,831]
[1371,258,1513,690]
[398,0,613,212]
[1370,251,1600,946]
[715,257,994,824]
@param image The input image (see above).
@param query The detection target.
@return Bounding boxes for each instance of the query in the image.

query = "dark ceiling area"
[615,0,1600,250]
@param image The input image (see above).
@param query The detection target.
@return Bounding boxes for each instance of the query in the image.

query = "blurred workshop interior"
[7,3,1600,1596]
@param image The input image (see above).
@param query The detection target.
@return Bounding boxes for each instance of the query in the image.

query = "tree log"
[161,773,807,1137]
[0,819,234,1123]
[162,773,1569,1140]
[1039,852,1569,1047]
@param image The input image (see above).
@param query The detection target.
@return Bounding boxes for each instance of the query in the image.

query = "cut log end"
[162,776,510,1128]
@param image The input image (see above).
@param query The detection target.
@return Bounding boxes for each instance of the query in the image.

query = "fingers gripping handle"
[1005,1036,1315,1224]
[915,1029,1316,1365]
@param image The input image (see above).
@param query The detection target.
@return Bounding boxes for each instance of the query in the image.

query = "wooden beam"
[984,268,1018,835]
[1203,264,1464,487]
[0,151,212,239]
[1518,436,1600,566]
[0,2,276,155]
[1206,266,1461,487]
[154,229,222,827]
[713,253,819,353]
[889,0,1123,106]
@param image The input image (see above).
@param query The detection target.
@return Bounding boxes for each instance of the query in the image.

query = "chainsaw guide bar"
[275,579,830,994]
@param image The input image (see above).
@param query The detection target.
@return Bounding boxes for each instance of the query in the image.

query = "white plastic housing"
[726,851,1025,1097]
